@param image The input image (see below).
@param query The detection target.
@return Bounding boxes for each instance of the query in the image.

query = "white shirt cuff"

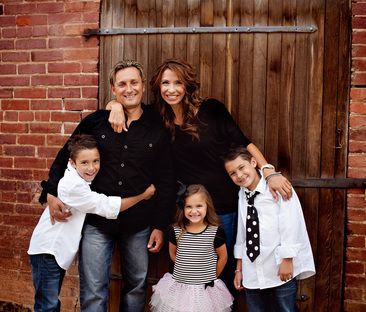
[274,244,301,265]
[106,197,121,219]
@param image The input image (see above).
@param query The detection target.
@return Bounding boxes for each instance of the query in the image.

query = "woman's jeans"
[30,254,66,312]
[245,278,298,312]
[79,224,150,312]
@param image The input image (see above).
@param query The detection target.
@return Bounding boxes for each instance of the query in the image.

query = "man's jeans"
[30,254,66,312]
[79,224,150,312]
[245,278,298,312]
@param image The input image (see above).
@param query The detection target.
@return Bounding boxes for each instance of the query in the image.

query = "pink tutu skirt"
[150,273,233,312]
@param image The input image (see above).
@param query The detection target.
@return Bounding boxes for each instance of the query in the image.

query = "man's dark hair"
[222,145,252,164]
[68,134,98,161]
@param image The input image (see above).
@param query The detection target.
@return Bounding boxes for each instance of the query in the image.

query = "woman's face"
[160,69,186,107]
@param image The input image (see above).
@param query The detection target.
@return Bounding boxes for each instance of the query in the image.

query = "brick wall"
[0,0,100,310]
[346,1,366,311]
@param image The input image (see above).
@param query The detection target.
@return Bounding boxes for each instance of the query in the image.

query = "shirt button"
[101,134,106,139]
[124,145,128,149]
[118,181,122,186]
[121,163,125,167]
[149,143,153,147]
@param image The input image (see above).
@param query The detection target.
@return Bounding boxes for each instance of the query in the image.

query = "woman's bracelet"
[265,171,282,182]
[234,269,242,273]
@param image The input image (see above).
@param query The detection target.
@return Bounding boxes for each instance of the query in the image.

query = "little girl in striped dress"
[150,184,233,312]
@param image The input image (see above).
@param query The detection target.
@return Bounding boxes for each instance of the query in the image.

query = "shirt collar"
[66,161,91,185]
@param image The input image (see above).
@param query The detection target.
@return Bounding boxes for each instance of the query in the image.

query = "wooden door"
[91,0,351,311]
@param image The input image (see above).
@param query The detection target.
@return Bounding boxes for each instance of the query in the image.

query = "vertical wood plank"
[174,0,188,59]
[251,0,268,151]
[200,0,214,98]
[124,0,137,59]
[161,0,175,60]
[187,0,201,77]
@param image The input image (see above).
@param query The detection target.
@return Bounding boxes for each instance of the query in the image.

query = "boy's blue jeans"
[245,278,298,312]
[30,254,66,312]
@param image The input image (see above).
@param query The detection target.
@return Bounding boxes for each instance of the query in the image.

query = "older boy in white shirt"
[28,134,155,312]
[224,146,315,312]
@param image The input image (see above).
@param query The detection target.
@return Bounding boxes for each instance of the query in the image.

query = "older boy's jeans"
[30,254,65,312]
[245,278,298,312]
[79,224,150,312]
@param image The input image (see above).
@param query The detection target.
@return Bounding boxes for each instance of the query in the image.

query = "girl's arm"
[246,143,293,200]
[234,259,244,291]
[216,244,228,277]
[106,100,127,133]
[169,242,177,263]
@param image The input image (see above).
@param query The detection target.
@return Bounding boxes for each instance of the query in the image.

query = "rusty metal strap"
[291,178,366,188]
[84,25,317,36]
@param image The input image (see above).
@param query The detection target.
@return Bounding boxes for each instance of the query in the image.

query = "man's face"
[111,67,145,110]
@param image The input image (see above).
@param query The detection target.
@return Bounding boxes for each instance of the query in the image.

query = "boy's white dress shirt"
[28,162,121,270]
[234,174,315,289]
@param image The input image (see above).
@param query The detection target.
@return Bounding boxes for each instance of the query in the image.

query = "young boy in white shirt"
[28,134,155,312]
[223,146,315,312]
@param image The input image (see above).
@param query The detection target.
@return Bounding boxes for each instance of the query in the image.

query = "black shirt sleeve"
[214,225,226,248]
[168,226,177,245]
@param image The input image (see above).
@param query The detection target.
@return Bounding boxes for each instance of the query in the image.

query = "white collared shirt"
[234,174,315,289]
[28,162,121,270]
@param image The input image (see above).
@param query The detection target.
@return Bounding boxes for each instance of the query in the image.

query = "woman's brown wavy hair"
[150,59,202,141]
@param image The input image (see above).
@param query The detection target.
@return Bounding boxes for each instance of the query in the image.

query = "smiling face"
[225,156,260,191]
[112,66,145,110]
[70,148,100,182]
[160,69,186,108]
[183,193,208,226]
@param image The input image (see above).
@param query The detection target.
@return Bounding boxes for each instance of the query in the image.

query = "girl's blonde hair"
[150,59,202,141]
[175,184,220,235]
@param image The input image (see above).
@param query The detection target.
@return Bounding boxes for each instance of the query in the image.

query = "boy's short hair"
[68,134,98,161]
[223,146,252,164]
[109,60,145,86]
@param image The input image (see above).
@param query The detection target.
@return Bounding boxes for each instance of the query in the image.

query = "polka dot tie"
[245,191,260,262]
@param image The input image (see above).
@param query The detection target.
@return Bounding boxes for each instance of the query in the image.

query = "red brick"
[353,58,366,71]
[2,27,17,38]
[346,262,365,275]
[4,111,18,122]
[82,86,99,98]
[3,214,39,226]
[0,134,16,144]
[29,123,62,134]
[1,191,17,203]
[64,122,78,134]
[1,169,33,180]
[51,111,82,122]
[2,100,29,110]
[14,157,47,169]
[349,141,366,152]
[0,40,14,49]
[37,147,61,158]
[83,13,100,23]
[4,145,35,157]
[4,3,37,15]
[352,45,366,57]
[64,48,99,61]
[34,169,49,181]
[81,61,98,73]
[347,235,366,248]
[349,128,366,141]
[353,2,366,15]
[46,135,68,146]
[34,111,50,121]
[64,74,98,86]
[19,111,34,121]
[0,88,13,98]
[31,50,64,62]
[352,72,366,85]
[2,51,30,62]
[17,181,40,193]
[16,15,48,26]
[65,23,98,36]
[345,274,366,287]
[344,287,364,301]
[348,208,366,222]
[0,16,16,27]
[36,2,64,13]
[48,87,81,99]
[0,180,17,191]
[14,88,46,99]
[49,37,82,49]
[0,64,16,74]
[31,75,63,86]
[48,24,65,36]
[348,168,366,178]
[0,202,15,214]
[64,99,98,111]
[18,134,45,146]
[348,195,366,208]
[31,99,62,110]
[0,123,28,133]
[18,64,46,75]
[353,31,366,44]
[32,26,48,37]
[16,192,33,203]
[65,1,100,13]
[0,76,29,87]
[16,26,33,38]
[350,102,366,114]
[15,38,47,49]
[348,154,366,167]
[344,301,366,312]
[0,158,13,168]
[48,13,82,25]
[48,62,81,73]
[348,222,366,235]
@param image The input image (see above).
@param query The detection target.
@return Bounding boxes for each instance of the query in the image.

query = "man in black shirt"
[40,60,176,312]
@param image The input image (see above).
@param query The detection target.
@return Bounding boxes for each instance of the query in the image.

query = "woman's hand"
[106,100,127,133]
[267,174,293,201]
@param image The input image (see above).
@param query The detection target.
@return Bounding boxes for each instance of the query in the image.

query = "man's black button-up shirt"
[40,105,177,235]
